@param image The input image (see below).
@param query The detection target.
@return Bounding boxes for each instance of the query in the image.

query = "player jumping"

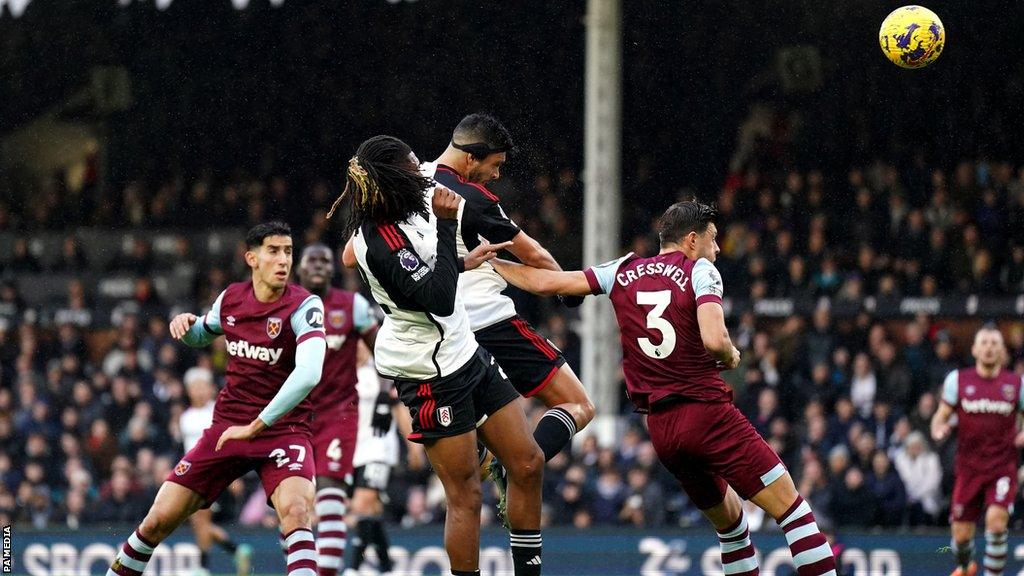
[344,114,595,522]
[297,244,379,576]
[491,201,838,576]
[932,325,1024,576]
[330,135,546,576]
[105,221,327,576]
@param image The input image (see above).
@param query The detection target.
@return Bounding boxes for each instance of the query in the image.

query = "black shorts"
[353,462,392,492]
[475,315,566,397]
[396,347,519,444]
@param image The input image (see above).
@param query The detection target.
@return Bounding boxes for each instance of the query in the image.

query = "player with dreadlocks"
[329,135,547,576]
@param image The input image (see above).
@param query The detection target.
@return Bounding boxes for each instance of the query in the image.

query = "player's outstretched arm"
[491,258,591,296]
[507,231,561,271]
[173,291,225,348]
[463,240,513,271]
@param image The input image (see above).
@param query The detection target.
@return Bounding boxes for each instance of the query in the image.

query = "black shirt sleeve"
[473,198,521,244]
[368,219,460,316]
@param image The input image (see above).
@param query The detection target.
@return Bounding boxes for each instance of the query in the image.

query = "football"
[878,5,945,68]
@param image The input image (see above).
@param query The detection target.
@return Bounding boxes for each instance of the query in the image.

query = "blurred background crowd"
[2,155,1024,533]
[2,0,1024,537]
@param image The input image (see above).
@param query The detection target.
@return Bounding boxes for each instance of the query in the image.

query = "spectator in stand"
[618,467,665,527]
[849,353,877,418]
[867,451,906,527]
[894,431,943,526]
[90,468,145,524]
[830,467,878,528]
[53,236,90,273]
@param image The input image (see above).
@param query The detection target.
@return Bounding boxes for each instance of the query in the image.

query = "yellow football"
[879,5,945,69]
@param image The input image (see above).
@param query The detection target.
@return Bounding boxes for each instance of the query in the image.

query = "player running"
[296,244,379,576]
[105,221,327,576]
[330,134,546,576]
[491,201,837,576]
[932,325,1024,576]
[179,367,250,576]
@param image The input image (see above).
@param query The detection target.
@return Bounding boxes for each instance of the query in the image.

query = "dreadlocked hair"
[327,135,434,236]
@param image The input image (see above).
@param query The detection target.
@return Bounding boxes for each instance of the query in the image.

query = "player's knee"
[986,511,1010,533]
[447,477,482,511]
[506,444,544,485]
[952,525,973,544]
[280,497,313,527]
[575,398,596,429]
[139,508,176,542]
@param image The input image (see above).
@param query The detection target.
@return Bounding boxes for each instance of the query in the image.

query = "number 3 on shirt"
[636,291,676,359]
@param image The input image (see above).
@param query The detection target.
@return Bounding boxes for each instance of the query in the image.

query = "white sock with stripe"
[717,511,759,575]
[284,527,318,576]
[985,531,1008,576]
[777,496,836,576]
[106,530,157,576]
[315,487,349,576]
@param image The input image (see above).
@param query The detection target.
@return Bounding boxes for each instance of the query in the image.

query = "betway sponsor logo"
[226,340,284,365]
[961,398,1014,415]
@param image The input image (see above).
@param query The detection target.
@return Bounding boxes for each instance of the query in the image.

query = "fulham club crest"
[437,405,453,427]
[329,310,347,329]
[174,460,192,476]
[267,317,283,339]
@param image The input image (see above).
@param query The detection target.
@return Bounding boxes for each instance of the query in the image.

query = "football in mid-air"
[879,5,945,69]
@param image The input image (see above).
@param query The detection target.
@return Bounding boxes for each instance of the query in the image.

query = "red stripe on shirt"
[512,319,557,360]
[466,181,499,201]
[377,225,401,250]
[436,165,500,201]
[523,365,560,398]
[385,224,406,248]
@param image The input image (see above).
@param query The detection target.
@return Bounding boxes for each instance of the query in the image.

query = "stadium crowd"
[1,155,1024,534]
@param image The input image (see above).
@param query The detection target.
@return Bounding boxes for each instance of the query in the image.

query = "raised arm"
[469,192,561,272]
[371,188,505,316]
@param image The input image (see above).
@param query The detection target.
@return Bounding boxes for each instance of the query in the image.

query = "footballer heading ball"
[879,5,945,69]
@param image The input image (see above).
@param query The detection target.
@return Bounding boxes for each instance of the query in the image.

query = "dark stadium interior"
[3,0,1024,555]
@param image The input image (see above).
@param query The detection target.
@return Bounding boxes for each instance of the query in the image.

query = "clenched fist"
[431,185,462,220]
